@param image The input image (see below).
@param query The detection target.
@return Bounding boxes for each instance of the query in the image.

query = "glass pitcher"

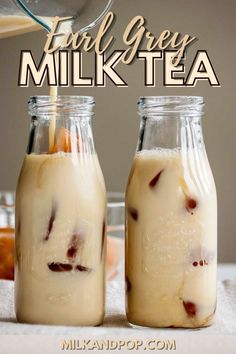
[15,96,107,326]
[0,0,114,38]
[125,96,217,328]
[0,0,41,39]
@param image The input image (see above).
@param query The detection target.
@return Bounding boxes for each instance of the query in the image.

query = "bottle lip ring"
[138,96,204,117]
[28,95,95,118]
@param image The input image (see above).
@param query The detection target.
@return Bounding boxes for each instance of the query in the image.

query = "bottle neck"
[27,115,95,155]
[27,96,95,155]
[137,115,204,151]
[137,96,205,151]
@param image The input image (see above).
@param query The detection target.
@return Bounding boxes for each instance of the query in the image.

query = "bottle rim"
[28,95,95,118]
[138,96,204,117]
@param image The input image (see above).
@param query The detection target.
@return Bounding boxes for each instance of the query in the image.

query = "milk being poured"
[12,7,108,325]
[46,18,73,151]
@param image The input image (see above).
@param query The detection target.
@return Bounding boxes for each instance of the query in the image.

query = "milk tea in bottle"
[15,96,106,326]
[125,96,217,328]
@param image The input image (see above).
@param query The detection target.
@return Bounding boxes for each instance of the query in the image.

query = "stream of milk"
[1,15,73,149]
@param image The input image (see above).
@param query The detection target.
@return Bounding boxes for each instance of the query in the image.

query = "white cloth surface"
[0,276,236,335]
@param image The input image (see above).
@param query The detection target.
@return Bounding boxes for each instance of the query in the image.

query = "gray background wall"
[0,0,235,261]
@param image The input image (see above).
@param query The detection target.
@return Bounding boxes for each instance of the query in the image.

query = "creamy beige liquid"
[10,13,107,325]
[0,15,61,39]
[0,16,41,39]
[49,80,58,151]
[126,148,217,328]
[48,19,73,150]
[15,153,106,325]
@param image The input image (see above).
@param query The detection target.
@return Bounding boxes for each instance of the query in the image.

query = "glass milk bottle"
[15,96,107,326]
[125,96,217,328]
